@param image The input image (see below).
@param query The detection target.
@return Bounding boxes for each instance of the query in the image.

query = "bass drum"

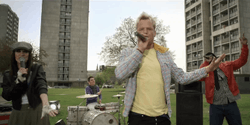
[82,110,118,125]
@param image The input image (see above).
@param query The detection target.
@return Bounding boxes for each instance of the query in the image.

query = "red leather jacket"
[200,44,248,104]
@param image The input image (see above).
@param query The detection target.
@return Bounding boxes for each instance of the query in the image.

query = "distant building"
[185,0,250,74]
[40,0,89,87]
[0,4,18,43]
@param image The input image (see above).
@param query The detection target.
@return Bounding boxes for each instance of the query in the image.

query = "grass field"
[1,88,250,125]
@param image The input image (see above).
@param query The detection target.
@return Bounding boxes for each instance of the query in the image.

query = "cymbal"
[76,94,98,99]
[120,91,125,94]
[113,94,123,97]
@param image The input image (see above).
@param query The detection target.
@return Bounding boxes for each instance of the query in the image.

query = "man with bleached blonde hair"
[115,12,226,125]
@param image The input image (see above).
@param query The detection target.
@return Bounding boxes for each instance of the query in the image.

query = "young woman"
[1,42,57,125]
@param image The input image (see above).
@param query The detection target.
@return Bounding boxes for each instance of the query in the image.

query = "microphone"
[19,57,27,77]
[134,32,147,42]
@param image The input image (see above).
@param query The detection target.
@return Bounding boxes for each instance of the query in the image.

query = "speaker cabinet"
[176,92,203,125]
[178,81,202,93]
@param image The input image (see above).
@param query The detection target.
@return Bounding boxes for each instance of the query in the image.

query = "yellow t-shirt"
[131,48,168,117]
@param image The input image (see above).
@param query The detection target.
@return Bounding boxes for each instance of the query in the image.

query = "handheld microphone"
[134,32,147,42]
[19,57,27,77]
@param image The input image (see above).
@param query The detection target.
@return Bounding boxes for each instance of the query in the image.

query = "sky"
[0,0,186,71]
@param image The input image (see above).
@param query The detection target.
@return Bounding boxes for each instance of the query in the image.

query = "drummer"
[85,76,102,105]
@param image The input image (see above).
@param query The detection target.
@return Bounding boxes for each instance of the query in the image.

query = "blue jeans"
[209,101,242,125]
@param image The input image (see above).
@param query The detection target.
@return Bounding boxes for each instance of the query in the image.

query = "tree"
[94,74,104,87]
[0,40,48,72]
[99,16,175,66]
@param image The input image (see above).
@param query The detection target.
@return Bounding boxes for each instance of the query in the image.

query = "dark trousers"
[128,111,171,125]
[209,101,242,125]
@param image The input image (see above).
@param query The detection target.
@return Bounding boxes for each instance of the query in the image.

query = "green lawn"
[1,88,250,125]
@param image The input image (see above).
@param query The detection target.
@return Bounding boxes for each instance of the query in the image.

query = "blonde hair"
[136,12,156,29]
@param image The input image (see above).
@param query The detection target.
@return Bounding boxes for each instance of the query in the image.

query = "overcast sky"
[1,0,186,71]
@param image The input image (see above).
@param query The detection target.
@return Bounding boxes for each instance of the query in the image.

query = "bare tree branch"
[99,16,175,65]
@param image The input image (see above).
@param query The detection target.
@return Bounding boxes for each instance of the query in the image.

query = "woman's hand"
[17,68,28,83]
[41,105,58,119]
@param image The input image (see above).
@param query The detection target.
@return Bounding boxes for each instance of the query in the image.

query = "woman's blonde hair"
[135,12,156,29]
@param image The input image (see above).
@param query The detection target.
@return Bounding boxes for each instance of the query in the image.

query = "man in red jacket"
[200,33,248,125]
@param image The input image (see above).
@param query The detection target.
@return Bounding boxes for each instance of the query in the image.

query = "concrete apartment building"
[185,0,250,74]
[40,0,89,87]
[0,4,18,43]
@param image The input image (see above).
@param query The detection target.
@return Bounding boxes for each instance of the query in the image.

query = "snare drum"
[67,106,88,123]
[87,102,98,111]
[82,110,118,125]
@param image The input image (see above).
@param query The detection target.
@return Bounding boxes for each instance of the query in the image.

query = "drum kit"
[67,91,126,125]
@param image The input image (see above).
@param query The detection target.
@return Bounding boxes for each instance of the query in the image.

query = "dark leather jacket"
[1,64,48,110]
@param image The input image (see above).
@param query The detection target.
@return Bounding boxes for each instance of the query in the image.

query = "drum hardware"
[75,94,98,125]
[113,94,124,125]
[119,91,125,94]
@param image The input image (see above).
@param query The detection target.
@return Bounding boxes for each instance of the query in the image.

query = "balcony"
[191,29,197,34]
[187,67,192,71]
[187,58,192,62]
[58,49,65,53]
[63,71,69,74]
[213,0,219,5]
[229,0,237,7]
[65,49,70,53]
[61,8,66,11]
[59,42,65,46]
[192,57,197,60]
[213,9,219,15]
[214,25,221,31]
[198,55,203,59]
[66,2,72,5]
[221,15,228,22]
[60,21,66,25]
[65,42,70,46]
[197,27,202,32]
[214,51,221,55]
[192,47,197,51]
[229,12,237,18]
[197,46,202,50]
[192,66,198,70]
[197,33,202,38]
[230,35,238,41]
[187,24,191,28]
[61,1,66,4]
[58,63,63,67]
[196,9,201,14]
[64,63,69,67]
[191,12,196,17]
[222,37,229,43]
[223,49,229,54]
[220,4,228,11]
[187,32,191,36]
[58,70,64,74]
[214,40,220,46]
[213,19,220,25]
[191,20,197,25]
[66,21,71,24]
[58,78,64,81]
[197,18,201,23]
[187,15,191,19]
[60,28,65,32]
[232,47,239,52]
[66,9,71,12]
